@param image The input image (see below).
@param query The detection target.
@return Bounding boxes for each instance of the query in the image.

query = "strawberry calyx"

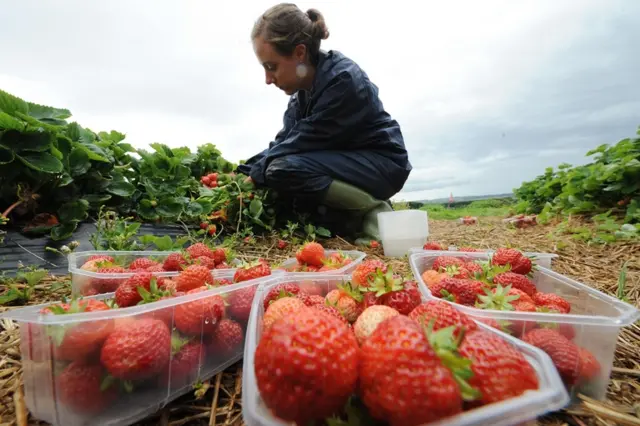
[476,284,519,311]
[363,267,404,298]
[420,319,481,401]
[336,282,364,303]
[136,278,172,305]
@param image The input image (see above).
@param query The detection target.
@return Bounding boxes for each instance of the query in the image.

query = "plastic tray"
[68,250,241,297]
[0,272,275,426]
[278,249,366,274]
[408,247,559,270]
[409,251,640,401]
[242,274,569,426]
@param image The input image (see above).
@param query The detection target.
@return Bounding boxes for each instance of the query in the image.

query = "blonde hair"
[251,3,330,64]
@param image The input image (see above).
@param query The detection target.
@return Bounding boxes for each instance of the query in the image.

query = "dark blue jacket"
[237,50,412,187]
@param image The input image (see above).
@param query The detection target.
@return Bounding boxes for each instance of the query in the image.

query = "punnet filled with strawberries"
[69,242,240,296]
[241,263,570,426]
[409,248,640,401]
[0,264,278,426]
[276,241,365,274]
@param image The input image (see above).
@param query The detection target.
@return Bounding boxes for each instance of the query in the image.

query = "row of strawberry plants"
[0,89,281,241]
[513,126,640,229]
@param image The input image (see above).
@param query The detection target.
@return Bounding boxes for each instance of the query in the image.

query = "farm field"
[0,89,639,425]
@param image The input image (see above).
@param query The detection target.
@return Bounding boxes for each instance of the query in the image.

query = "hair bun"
[306,8,330,40]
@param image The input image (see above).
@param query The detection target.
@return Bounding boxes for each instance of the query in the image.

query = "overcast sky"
[1,0,639,201]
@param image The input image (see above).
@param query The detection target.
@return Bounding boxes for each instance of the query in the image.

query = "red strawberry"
[100,318,172,381]
[41,298,110,315]
[361,292,380,310]
[115,272,154,307]
[459,247,480,252]
[92,266,127,293]
[533,292,571,314]
[263,283,301,310]
[215,262,230,269]
[214,278,233,286]
[491,248,532,275]
[477,285,537,312]
[359,315,465,425]
[422,241,443,250]
[325,283,363,323]
[85,255,115,264]
[277,240,288,250]
[255,307,358,425]
[162,338,205,389]
[311,303,350,327]
[262,297,306,331]
[577,347,601,382]
[227,286,257,325]
[459,329,539,406]
[129,257,159,271]
[438,277,486,306]
[193,256,216,269]
[295,242,326,267]
[163,253,188,271]
[522,328,583,385]
[367,270,421,315]
[351,259,387,288]
[212,248,227,265]
[408,300,477,336]
[432,256,465,272]
[462,261,484,277]
[208,319,244,358]
[493,272,537,298]
[174,287,226,336]
[353,305,400,345]
[56,362,119,414]
[186,242,214,259]
[176,264,213,292]
[233,261,271,283]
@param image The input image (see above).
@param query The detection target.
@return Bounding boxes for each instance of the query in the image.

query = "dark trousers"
[263,150,410,203]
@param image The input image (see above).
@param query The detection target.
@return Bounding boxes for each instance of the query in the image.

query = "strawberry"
[277,240,288,250]
[115,272,154,308]
[432,255,465,272]
[443,264,471,279]
[255,307,358,425]
[458,329,539,406]
[296,292,321,307]
[85,255,115,265]
[422,241,443,250]
[207,224,217,236]
[521,328,583,385]
[92,266,127,293]
[41,298,110,315]
[491,248,532,275]
[360,291,380,310]
[366,269,421,315]
[212,248,227,264]
[186,242,215,259]
[162,253,188,271]
[214,278,233,286]
[325,283,363,323]
[493,272,537,298]
[475,317,508,333]
[174,287,226,336]
[459,247,480,252]
[162,337,206,389]
[462,261,484,277]
[577,347,601,382]
[477,285,537,312]
[421,269,447,289]
[351,259,387,288]
[295,241,326,267]
[129,257,159,271]
[438,277,486,306]
[311,303,350,327]
[359,315,468,425]
[262,297,306,331]
[215,261,230,269]
[56,362,119,414]
[408,300,477,337]
[262,283,301,310]
[208,319,244,358]
[227,286,257,325]
[233,260,271,283]
[176,264,214,292]
[533,292,571,314]
[193,256,216,269]
[353,305,400,345]
[101,318,172,381]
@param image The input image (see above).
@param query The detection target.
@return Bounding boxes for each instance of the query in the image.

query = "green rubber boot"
[322,180,393,246]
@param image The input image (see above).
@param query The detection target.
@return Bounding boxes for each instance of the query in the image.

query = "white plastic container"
[408,247,559,270]
[277,249,366,274]
[242,274,570,426]
[0,271,275,426]
[409,250,640,401]
[68,250,242,297]
[378,210,429,257]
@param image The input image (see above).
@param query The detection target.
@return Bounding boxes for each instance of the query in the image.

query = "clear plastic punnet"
[242,274,570,426]
[277,249,366,274]
[409,250,640,402]
[0,272,276,426]
[408,247,559,270]
[68,250,241,296]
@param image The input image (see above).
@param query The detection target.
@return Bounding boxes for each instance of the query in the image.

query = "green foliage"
[514,127,640,222]
[420,199,513,220]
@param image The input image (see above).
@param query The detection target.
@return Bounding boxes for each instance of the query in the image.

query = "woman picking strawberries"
[237,3,412,246]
